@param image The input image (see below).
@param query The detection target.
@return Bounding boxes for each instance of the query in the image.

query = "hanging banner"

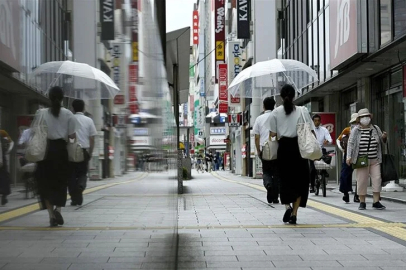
[192,10,199,45]
[215,0,225,84]
[228,41,241,104]
[218,64,228,113]
[237,0,250,39]
[100,0,115,40]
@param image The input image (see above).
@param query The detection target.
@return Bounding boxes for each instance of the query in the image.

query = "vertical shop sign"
[218,64,228,113]
[129,0,139,114]
[100,0,115,40]
[200,80,205,97]
[215,0,225,83]
[228,42,241,103]
[129,64,139,114]
[131,0,139,62]
[192,10,199,45]
[237,0,250,39]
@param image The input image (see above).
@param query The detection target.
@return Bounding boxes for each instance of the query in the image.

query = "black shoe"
[289,215,297,225]
[372,201,386,210]
[77,193,83,206]
[283,207,292,223]
[272,199,279,204]
[70,201,77,206]
[358,202,366,210]
[49,218,58,227]
[1,196,8,206]
[343,194,349,203]
[309,188,315,193]
[53,210,64,225]
[354,194,360,203]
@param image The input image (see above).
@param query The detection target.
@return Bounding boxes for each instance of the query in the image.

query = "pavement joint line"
[0,172,148,224]
[211,171,406,242]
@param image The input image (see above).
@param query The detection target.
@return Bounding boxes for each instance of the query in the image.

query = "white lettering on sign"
[238,0,248,21]
[0,1,16,61]
[102,0,114,22]
[215,7,225,34]
[334,0,351,58]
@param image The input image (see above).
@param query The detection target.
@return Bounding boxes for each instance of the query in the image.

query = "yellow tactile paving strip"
[212,171,406,242]
[0,172,148,224]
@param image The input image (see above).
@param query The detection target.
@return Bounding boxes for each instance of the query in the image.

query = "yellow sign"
[132,42,139,62]
[215,41,224,61]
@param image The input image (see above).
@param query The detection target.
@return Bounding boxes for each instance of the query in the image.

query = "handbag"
[26,109,48,163]
[67,138,85,162]
[352,129,372,169]
[262,137,278,161]
[296,106,322,160]
[372,126,399,184]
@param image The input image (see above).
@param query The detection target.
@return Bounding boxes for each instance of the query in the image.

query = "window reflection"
[380,0,392,46]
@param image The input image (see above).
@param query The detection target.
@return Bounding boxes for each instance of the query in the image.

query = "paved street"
[1,170,406,269]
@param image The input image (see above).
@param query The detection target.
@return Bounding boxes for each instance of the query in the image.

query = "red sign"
[219,64,228,113]
[315,112,337,145]
[231,96,240,103]
[129,64,138,83]
[215,0,225,83]
[192,10,199,45]
[132,0,139,62]
[114,95,125,105]
[224,139,230,143]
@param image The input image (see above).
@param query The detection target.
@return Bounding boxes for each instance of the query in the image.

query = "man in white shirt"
[253,97,279,204]
[309,114,332,193]
[69,99,97,206]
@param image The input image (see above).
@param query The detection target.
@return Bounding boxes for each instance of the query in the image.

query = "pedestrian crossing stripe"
[211,171,406,242]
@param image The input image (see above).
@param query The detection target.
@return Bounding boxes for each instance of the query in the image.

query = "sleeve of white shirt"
[253,118,260,135]
[324,127,333,143]
[89,119,97,137]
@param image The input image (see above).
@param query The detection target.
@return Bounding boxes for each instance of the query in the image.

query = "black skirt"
[35,139,69,209]
[0,153,11,196]
[277,137,310,207]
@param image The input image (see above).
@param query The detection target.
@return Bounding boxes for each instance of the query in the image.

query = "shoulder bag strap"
[372,125,387,154]
[299,106,307,124]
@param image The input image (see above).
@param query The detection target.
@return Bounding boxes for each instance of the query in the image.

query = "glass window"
[390,69,402,87]
[313,0,318,20]
[313,21,319,79]
[380,0,392,46]
[308,26,313,69]
[318,14,325,81]
[303,30,308,65]
[394,0,406,38]
[325,7,331,80]
[298,35,303,62]
[290,3,294,47]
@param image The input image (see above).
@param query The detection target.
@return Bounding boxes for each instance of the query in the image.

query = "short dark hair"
[263,97,276,111]
[312,114,321,120]
[72,99,85,113]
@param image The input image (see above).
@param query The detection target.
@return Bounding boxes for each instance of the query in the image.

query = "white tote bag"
[296,106,322,160]
[67,138,84,162]
[262,137,278,161]
[26,109,48,163]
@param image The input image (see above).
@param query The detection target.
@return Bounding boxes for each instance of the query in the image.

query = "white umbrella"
[228,59,318,98]
[28,61,120,99]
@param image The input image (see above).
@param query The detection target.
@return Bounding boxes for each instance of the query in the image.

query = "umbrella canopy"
[228,59,318,98]
[28,61,120,99]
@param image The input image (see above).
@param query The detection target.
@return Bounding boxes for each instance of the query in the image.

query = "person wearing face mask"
[337,113,359,203]
[346,108,387,210]
[309,114,333,193]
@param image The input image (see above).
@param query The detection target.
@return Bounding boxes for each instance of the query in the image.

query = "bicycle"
[314,150,336,197]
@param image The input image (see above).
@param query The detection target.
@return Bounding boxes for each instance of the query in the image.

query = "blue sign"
[133,128,149,136]
[131,117,141,124]
[220,116,226,123]
[200,80,205,97]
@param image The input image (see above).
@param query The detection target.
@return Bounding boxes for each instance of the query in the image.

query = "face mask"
[360,117,371,126]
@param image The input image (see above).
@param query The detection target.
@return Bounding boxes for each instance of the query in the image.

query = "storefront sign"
[114,95,125,104]
[131,0,139,62]
[129,64,138,114]
[192,10,199,45]
[210,127,226,135]
[228,114,241,127]
[133,128,149,136]
[200,80,205,97]
[215,0,225,83]
[210,135,226,146]
[100,0,115,40]
[219,64,228,113]
[0,0,20,71]
[228,42,241,103]
[237,0,250,39]
[314,112,337,145]
[132,136,150,146]
[329,0,359,69]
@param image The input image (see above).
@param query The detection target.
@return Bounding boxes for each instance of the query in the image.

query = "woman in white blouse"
[34,86,77,227]
[270,84,315,224]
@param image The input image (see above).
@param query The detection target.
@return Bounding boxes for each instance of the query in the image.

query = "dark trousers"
[261,158,280,203]
[339,153,354,194]
[69,150,90,203]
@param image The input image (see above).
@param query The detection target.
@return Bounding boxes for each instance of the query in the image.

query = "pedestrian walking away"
[69,99,97,206]
[270,84,315,224]
[337,113,359,203]
[253,96,279,204]
[0,130,14,206]
[34,86,78,227]
[347,108,388,211]
[309,114,332,193]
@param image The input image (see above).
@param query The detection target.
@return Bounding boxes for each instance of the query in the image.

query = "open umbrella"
[28,61,120,99]
[228,59,318,98]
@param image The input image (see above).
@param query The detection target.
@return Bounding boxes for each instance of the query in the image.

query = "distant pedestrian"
[253,96,279,204]
[34,86,77,227]
[69,99,97,206]
[270,84,315,224]
[0,130,14,205]
[347,108,388,210]
[337,113,359,203]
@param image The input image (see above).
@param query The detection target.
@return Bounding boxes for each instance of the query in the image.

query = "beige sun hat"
[358,108,372,117]
[349,113,358,124]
